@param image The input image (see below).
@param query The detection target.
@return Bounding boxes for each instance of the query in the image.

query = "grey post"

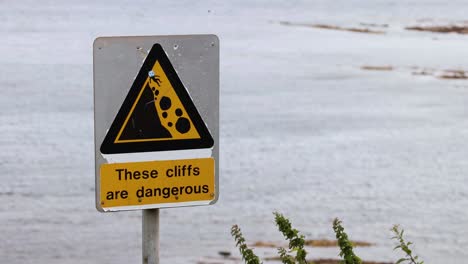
[143,209,160,264]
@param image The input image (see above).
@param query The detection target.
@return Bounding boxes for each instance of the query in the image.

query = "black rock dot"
[152,87,155,91]
[176,117,191,134]
[154,90,159,95]
[160,96,171,110]
[175,108,183,117]
[162,112,168,118]
[168,122,173,127]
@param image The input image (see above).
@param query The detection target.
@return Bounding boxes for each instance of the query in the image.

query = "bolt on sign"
[93,35,219,212]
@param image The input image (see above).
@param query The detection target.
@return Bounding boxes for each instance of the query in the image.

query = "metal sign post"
[93,35,219,264]
[143,209,159,264]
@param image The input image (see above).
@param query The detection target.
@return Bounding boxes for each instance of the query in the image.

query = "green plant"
[391,225,424,264]
[274,212,309,264]
[231,224,262,264]
[232,213,423,264]
[332,218,362,264]
[277,247,296,264]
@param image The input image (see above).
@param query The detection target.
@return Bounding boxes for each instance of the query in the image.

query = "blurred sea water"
[1,1,468,263]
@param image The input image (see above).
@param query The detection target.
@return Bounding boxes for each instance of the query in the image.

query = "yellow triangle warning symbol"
[100,44,214,154]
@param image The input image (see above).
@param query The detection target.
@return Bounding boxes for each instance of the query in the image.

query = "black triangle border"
[100,43,214,154]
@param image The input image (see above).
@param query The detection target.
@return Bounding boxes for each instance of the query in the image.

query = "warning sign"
[100,158,215,209]
[94,35,219,212]
[100,43,214,154]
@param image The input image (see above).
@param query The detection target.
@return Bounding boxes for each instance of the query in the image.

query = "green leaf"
[396,258,407,264]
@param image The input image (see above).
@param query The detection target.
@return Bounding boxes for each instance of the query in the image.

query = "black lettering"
[185,186,193,194]
[107,190,129,200]
[145,188,153,197]
[125,168,132,180]
[194,185,201,194]
[116,169,124,180]
[106,191,114,200]
[171,187,179,196]
[136,186,144,198]
[151,170,158,178]
[162,187,170,198]
[193,167,200,176]
[133,170,140,180]
[179,186,185,194]
[202,185,209,193]
[153,188,162,196]
[142,170,149,179]
[166,168,173,177]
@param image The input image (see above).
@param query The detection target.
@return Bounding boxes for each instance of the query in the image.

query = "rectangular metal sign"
[93,35,219,212]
